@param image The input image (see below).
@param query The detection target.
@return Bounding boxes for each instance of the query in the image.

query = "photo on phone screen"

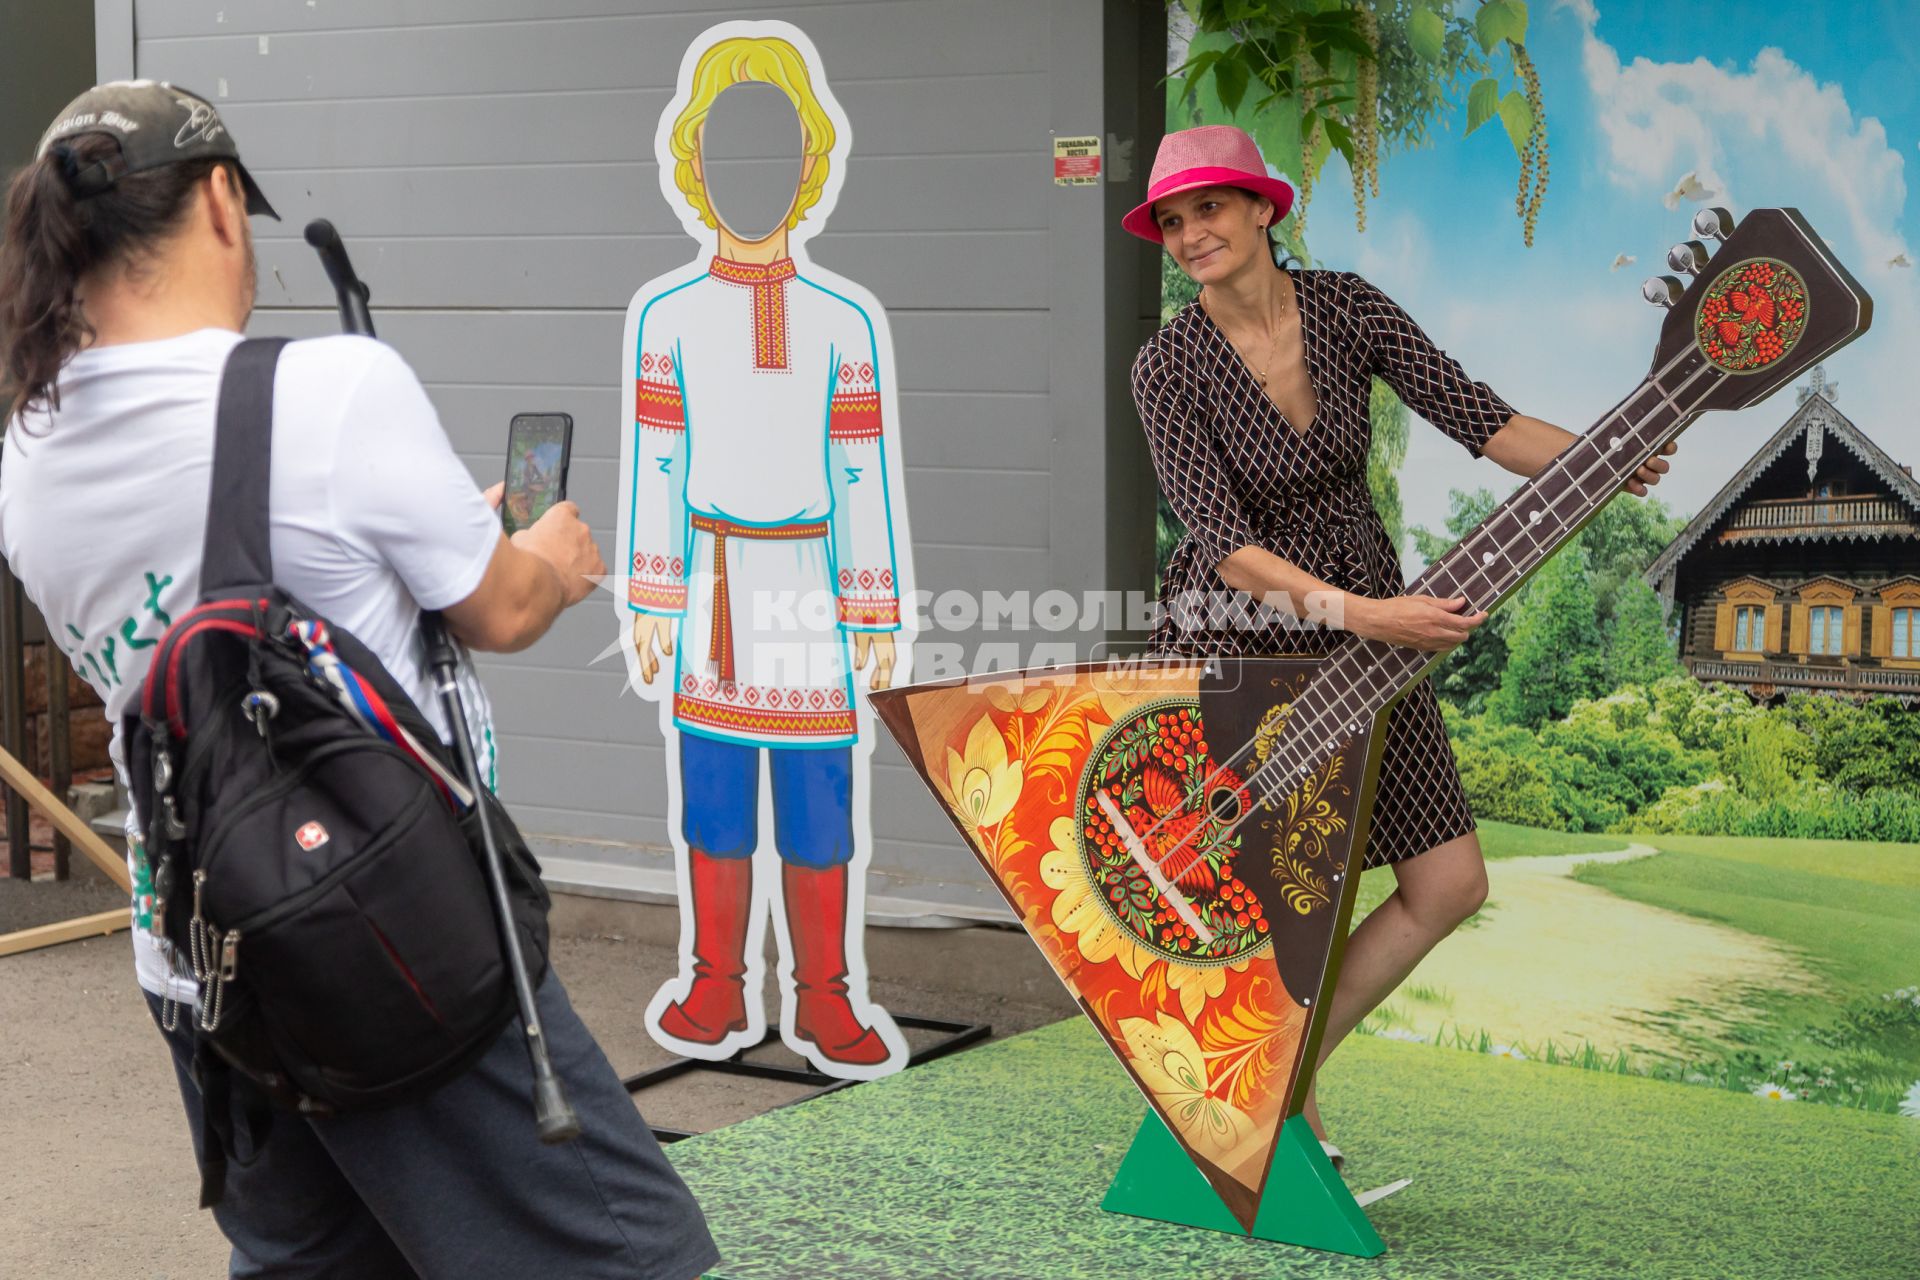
[501,412,573,536]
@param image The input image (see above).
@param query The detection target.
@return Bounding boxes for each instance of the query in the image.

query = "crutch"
[303,218,582,1143]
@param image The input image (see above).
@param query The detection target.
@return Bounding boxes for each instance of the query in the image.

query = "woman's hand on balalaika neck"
[1342,593,1488,654]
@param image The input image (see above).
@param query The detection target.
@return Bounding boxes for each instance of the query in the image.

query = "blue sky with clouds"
[1219,1,1919,558]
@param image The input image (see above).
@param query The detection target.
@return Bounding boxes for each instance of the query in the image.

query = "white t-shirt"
[0,329,502,1002]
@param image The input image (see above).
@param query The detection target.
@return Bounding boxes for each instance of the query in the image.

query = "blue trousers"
[148,974,717,1279]
[680,734,853,868]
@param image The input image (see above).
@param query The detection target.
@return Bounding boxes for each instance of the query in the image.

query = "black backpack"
[124,339,550,1184]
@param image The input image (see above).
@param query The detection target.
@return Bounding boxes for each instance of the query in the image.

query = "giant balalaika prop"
[871,209,1871,1255]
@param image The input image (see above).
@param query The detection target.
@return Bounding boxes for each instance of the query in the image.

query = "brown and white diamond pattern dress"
[1132,269,1517,868]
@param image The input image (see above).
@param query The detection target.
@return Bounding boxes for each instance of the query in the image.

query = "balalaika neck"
[1248,343,1720,805]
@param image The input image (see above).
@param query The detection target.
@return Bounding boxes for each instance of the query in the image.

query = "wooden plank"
[134,0,1047,99]
[251,231,1050,311]
[137,0,902,38]
[94,0,135,80]
[205,73,1049,168]
[0,748,132,892]
[242,154,1045,242]
[419,387,1053,472]
[448,453,1053,553]
[0,909,128,960]
[253,310,1053,395]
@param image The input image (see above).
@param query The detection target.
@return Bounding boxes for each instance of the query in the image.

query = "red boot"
[656,850,753,1045]
[782,863,892,1068]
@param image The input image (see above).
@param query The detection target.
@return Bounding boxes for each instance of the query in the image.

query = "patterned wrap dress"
[1132,269,1517,868]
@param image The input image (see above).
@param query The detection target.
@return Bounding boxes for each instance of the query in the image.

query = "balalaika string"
[1128,339,1718,889]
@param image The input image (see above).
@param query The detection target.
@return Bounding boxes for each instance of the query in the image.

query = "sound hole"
[1078,699,1270,967]
[1207,786,1244,825]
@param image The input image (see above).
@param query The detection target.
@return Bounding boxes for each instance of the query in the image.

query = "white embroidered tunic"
[626,256,902,746]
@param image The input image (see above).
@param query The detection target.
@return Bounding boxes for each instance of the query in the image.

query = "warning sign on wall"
[1053,135,1102,186]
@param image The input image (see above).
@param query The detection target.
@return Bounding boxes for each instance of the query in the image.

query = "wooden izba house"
[1644,366,1920,707]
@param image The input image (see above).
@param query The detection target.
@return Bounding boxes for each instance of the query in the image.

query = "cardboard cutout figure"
[617,21,915,1080]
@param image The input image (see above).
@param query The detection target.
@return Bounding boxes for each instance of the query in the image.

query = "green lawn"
[1351,819,1636,923]
[1568,832,1920,1110]
[1342,826,1920,1111]
[1575,838,1920,996]
[1616,830,1920,891]
[673,1017,1920,1280]
[1476,818,1635,859]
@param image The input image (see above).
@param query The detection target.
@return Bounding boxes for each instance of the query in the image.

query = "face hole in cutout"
[700,82,805,244]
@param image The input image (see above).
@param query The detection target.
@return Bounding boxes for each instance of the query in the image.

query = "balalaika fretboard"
[1245,345,1715,809]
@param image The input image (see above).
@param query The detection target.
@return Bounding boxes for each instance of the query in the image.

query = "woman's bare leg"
[1301,829,1488,1143]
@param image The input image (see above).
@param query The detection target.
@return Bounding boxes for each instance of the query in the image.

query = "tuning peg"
[1666,240,1711,274]
[1691,207,1734,242]
[1642,275,1686,308]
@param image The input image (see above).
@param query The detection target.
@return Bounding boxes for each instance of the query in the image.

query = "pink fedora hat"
[1121,124,1296,244]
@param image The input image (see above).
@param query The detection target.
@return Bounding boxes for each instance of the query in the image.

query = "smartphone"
[500,412,573,536]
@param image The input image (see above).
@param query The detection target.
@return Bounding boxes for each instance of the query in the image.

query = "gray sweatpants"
[148,973,718,1280]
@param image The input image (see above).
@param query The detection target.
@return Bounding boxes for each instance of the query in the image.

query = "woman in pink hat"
[1126,124,1674,1166]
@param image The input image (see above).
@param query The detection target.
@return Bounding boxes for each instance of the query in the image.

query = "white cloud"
[1563,1,1911,274]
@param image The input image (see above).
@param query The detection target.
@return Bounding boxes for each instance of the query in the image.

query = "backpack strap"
[201,337,294,592]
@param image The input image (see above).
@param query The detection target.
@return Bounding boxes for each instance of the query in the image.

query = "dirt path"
[1377,844,1820,1060]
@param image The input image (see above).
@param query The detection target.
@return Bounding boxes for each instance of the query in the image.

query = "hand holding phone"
[501,412,574,536]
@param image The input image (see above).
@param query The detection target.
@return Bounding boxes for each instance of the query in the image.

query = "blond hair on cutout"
[668,36,837,232]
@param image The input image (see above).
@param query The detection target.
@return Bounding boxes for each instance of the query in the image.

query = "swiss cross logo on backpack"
[295,821,330,851]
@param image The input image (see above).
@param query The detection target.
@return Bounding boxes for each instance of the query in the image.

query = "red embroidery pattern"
[628,550,686,612]
[674,677,856,740]
[709,256,797,372]
[836,566,898,626]
[1695,258,1808,374]
[636,351,685,432]
[829,358,882,441]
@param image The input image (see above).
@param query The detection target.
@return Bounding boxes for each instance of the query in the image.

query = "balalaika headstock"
[1642,207,1872,413]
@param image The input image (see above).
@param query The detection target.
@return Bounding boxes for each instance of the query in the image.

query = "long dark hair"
[0,134,232,423]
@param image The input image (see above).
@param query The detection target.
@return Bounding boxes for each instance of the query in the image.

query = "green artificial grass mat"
[670,1018,1918,1280]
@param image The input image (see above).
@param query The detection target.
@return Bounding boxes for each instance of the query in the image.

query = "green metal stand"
[1101,1112,1385,1258]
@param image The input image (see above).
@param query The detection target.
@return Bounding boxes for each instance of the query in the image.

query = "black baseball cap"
[36,80,279,220]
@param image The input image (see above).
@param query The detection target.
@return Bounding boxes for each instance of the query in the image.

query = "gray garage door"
[104,0,1163,920]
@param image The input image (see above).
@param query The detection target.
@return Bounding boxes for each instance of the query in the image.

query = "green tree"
[1454,736,1560,828]
[1542,698,1712,817]
[1409,486,1690,709]
[1365,378,1411,553]
[1780,693,1920,795]
[1604,576,1683,688]
[1409,487,1508,711]
[1486,536,1605,727]
[1156,1,1552,579]
[1580,492,1688,623]
[1172,0,1549,243]
[1718,713,1816,803]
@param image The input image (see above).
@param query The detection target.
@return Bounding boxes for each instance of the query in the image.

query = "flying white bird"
[1662,171,1715,210]
[1890,252,1913,269]
[1609,253,1637,272]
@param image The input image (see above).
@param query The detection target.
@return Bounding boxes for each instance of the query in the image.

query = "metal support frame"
[624,1012,992,1143]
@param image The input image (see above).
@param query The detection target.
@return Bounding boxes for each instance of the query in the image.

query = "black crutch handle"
[303,219,375,337]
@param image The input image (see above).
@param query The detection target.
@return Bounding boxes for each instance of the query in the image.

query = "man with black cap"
[0,82,717,1280]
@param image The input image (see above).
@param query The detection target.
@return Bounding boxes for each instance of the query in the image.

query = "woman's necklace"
[1201,279,1289,388]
